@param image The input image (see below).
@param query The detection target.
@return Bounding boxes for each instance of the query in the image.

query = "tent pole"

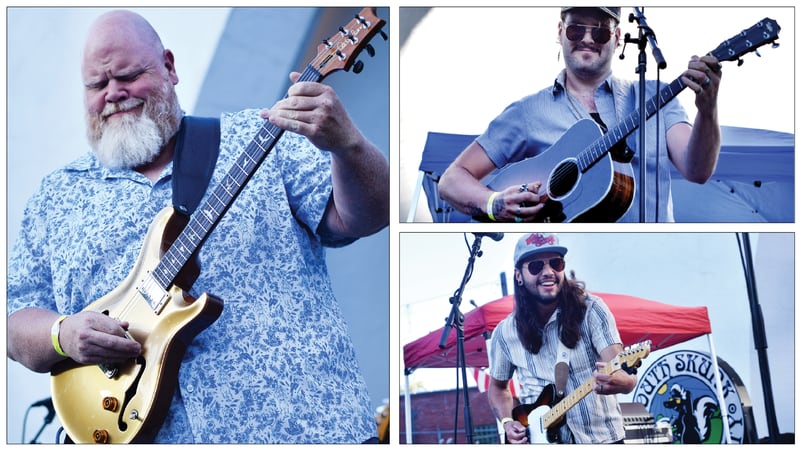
[406,171,424,222]
[404,371,413,443]
[706,333,732,443]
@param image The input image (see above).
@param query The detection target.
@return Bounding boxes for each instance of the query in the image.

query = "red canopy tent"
[403,292,711,373]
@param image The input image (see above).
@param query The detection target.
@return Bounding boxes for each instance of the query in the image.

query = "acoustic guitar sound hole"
[549,160,579,198]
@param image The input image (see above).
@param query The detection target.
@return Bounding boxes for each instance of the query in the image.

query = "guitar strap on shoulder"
[555,339,570,398]
[172,116,221,216]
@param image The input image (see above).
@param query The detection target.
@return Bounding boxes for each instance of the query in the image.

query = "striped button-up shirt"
[489,293,625,443]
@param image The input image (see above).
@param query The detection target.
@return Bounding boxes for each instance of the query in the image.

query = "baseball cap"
[514,233,568,267]
[561,7,621,22]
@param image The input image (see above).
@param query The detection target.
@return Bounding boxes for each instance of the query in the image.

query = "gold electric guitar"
[50,8,386,443]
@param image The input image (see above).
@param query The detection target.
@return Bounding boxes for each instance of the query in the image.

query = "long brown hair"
[513,272,588,354]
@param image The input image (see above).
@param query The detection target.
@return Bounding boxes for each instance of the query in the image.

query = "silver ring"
[599,384,603,393]
[519,183,528,193]
[702,77,711,87]
[515,207,521,216]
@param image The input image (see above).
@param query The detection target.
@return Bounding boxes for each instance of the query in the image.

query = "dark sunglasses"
[525,257,566,275]
[563,23,614,44]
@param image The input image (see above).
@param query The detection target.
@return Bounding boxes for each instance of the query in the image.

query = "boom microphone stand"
[439,234,487,444]
[625,7,667,222]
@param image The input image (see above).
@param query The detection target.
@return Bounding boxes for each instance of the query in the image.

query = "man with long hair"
[487,233,636,443]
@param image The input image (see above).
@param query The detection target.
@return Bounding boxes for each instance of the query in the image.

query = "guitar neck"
[147,7,386,291]
[151,67,323,289]
[541,361,616,429]
[577,76,686,173]
[577,15,780,174]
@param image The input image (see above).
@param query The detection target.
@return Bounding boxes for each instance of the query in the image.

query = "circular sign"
[632,350,747,444]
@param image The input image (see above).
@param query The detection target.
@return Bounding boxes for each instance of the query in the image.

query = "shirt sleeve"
[7,180,58,315]
[585,294,623,353]
[488,317,517,381]
[476,100,533,169]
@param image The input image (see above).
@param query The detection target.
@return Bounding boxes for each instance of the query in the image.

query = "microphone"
[474,232,504,241]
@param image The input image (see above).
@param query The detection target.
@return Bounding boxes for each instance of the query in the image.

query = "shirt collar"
[65,151,173,183]
[552,69,615,96]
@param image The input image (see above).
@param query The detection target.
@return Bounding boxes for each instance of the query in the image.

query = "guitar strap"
[172,116,221,216]
[555,340,570,398]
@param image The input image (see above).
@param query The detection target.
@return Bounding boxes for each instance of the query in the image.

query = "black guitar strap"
[172,116,221,216]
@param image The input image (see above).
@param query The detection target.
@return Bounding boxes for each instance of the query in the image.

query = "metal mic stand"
[28,401,55,444]
[439,234,484,444]
[627,7,667,222]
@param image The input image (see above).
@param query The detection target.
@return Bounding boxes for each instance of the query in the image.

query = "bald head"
[82,10,166,76]
[81,9,179,113]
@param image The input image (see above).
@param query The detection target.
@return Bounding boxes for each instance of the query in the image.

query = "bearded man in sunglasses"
[439,7,722,223]
[487,233,635,443]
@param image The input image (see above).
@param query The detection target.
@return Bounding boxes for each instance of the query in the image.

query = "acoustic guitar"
[484,18,781,222]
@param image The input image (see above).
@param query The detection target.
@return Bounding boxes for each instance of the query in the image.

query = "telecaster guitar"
[484,18,780,222]
[511,341,651,444]
[50,8,386,443]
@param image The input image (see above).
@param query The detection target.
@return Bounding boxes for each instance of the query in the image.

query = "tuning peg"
[366,44,375,57]
[353,60,364,74]
[379,30,388,41]
[772,41,780,49]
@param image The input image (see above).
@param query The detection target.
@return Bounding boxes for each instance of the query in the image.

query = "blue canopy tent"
[407,126,794,222]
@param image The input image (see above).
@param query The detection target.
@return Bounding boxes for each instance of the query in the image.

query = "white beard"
[87,84,181,169]
[93,108,163,169]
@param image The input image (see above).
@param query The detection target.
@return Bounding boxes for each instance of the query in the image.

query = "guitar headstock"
[709,17,780,65]
[609,341,651,375]
[310,7,386,80]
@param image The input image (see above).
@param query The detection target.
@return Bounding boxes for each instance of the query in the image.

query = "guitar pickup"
[136,273,170,314]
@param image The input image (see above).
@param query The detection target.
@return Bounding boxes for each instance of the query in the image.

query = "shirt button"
[186,384,195,393]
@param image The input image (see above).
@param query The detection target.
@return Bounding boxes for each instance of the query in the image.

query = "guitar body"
[50,207,224,443]
[485,119,635,222]
[511,384,564,444]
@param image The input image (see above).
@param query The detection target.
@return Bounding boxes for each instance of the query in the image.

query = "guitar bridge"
[136,273,170,314]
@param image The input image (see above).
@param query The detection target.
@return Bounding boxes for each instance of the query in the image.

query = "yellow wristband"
[51,315,69,357]
[486,192,500,222]
[501,417,514,425]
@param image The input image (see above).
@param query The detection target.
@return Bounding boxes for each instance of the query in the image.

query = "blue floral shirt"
[7,109,376,443]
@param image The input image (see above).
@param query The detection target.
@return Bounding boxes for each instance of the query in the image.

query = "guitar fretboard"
[541,361,615,428]
[150,65,323,291]
[576,77,686,173]
[144,10,385,294]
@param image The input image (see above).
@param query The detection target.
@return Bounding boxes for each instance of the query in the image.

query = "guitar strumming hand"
[55,312,141,365]
[490,181,548,223]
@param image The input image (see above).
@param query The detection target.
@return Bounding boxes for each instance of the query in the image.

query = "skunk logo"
[633,350,747,443]
[663,384,720,443]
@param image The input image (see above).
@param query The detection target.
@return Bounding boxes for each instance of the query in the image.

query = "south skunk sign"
[632,350,749,444]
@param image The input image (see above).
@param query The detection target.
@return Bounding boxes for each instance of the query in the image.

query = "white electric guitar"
[511,341,651,443]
